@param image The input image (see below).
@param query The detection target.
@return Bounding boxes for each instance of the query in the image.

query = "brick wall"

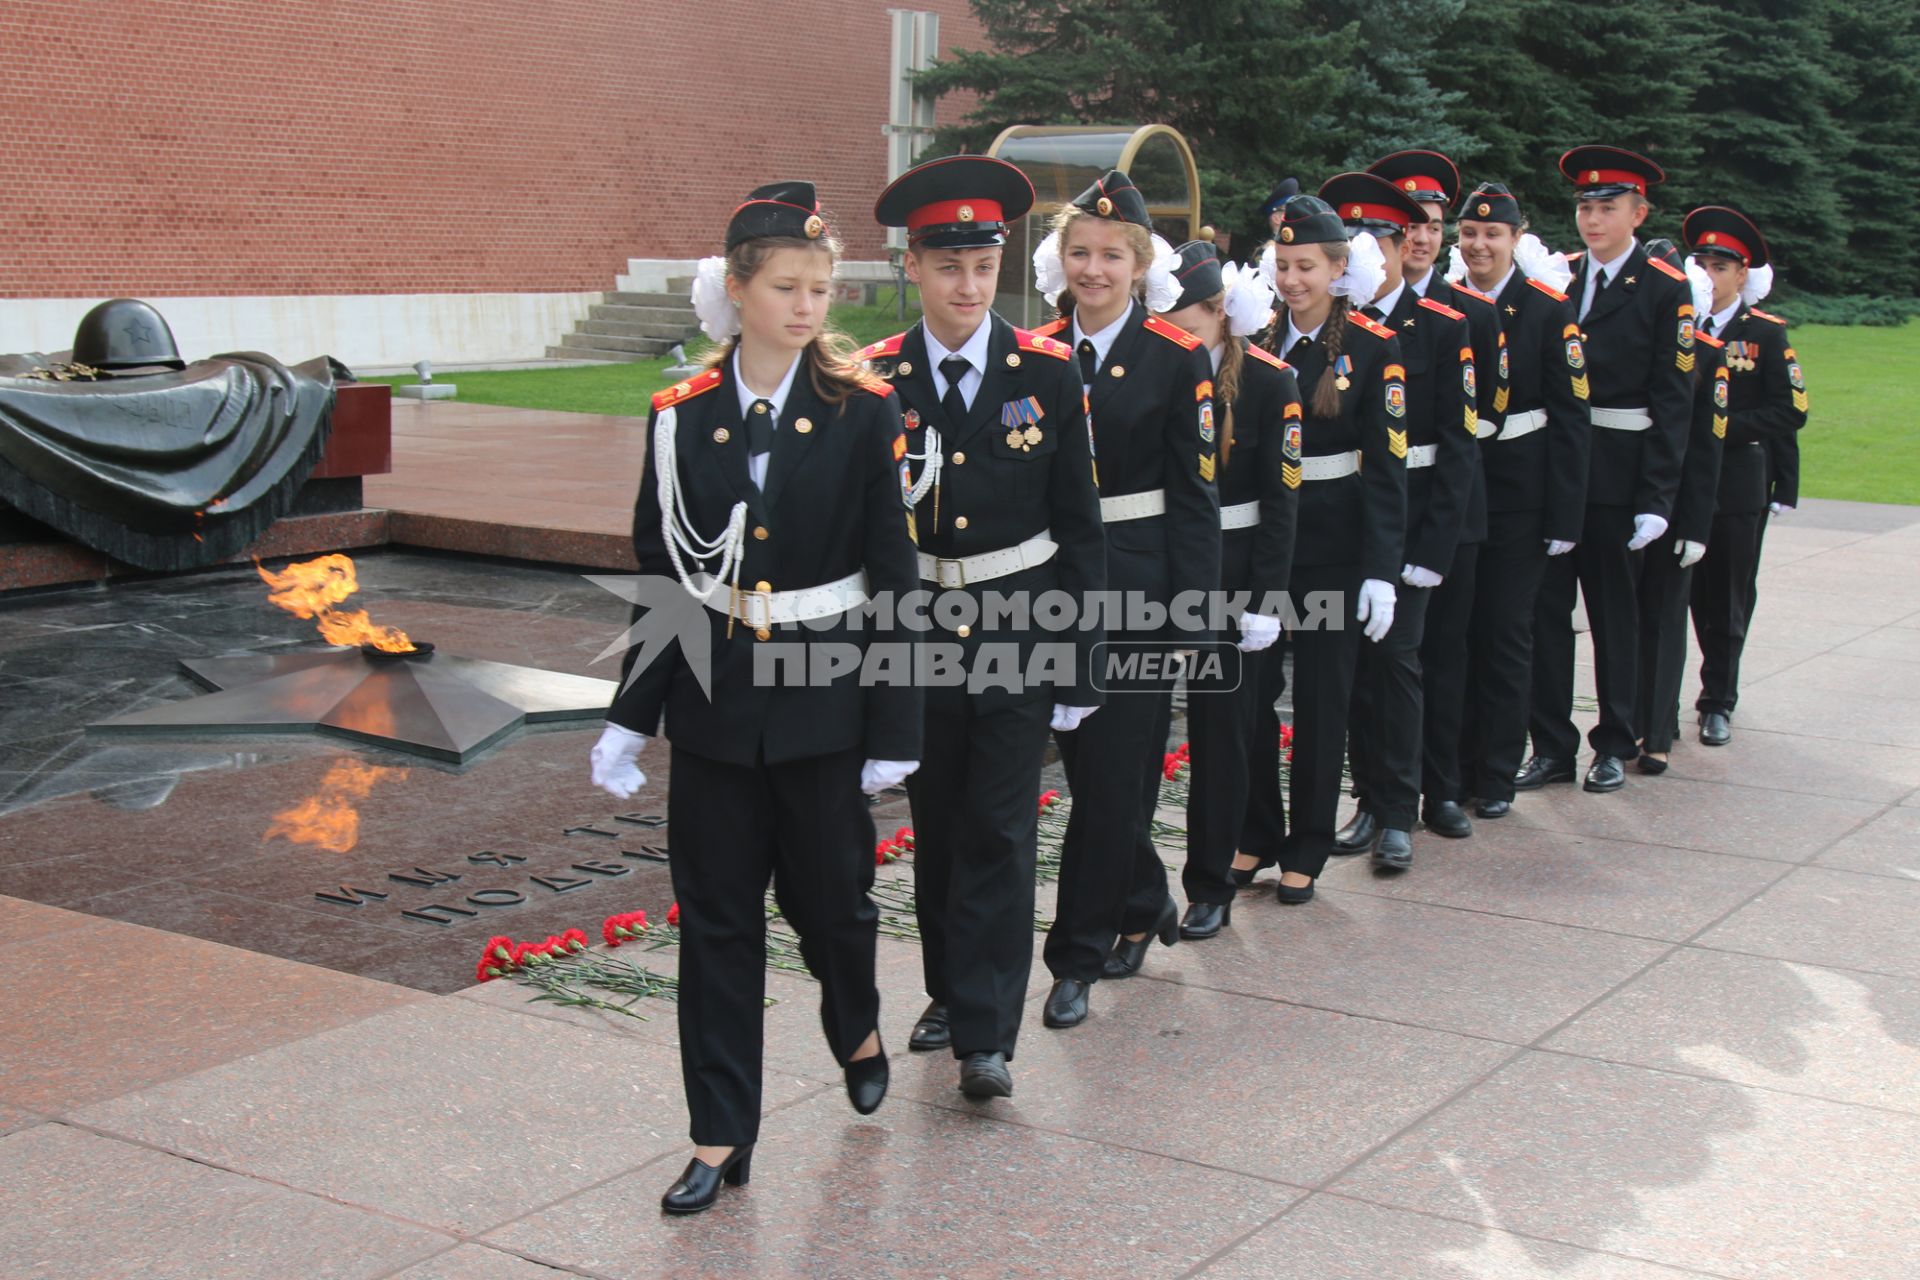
[0,0,984,298]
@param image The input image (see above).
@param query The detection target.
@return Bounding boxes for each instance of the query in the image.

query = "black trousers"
[1183,644,1268,905]
[1691,507,1765,716]
[1348,584,1433,831]
[667,744,880,1147]
[1047,686,1173,981]
[1464,510,1548,802]
[1531,503,1643,762]
[1281,560,1364,880]
[1241,637,1291,860]
[1633,535,1695,753]
[1421,540,1479,807]
[906,691,1050,1059]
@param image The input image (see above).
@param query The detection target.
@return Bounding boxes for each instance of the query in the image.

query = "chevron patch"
[1494,385,1510,413]
[1713,413,1728,438]
[1793,388,1809,413]
[1199,452,1216,482]
[1677,351,1696,373]
[1572,374,1591,400]
[1282,462,1302,489]
[1388,428,1408,459]
[1464,405,1479,435]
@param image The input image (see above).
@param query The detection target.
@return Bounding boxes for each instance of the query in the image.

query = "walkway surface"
[3,481,1918,1276]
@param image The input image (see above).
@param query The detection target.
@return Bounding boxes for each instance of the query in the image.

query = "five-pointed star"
[121,320,154,349]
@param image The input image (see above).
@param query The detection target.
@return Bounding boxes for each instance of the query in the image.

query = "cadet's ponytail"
[1310,297,1351,419]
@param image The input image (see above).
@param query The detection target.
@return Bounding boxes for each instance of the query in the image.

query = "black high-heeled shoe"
[845,1037,890,1115]
[1101,896,1179,978]
[660,1143,754,1214]
[1228,857,1276,888]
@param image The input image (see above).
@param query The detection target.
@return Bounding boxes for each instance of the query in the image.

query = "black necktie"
[1362,304,1384,322]
[1700,315,1716,337]
[938,355,971,424]
[747,397,775,463]
[1077,338,1098,384]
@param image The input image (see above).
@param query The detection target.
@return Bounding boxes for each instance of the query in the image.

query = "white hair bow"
[1513,234,1573,294]
[1032,231,1067,308]
[1219,261,1276,338]
[1740,262,1774,307]
[690,256,739,342]
[1328,231,1387,304]
[1143,234,1184,312]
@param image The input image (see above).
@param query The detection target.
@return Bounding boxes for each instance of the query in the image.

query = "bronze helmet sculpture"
[71,299,187,371]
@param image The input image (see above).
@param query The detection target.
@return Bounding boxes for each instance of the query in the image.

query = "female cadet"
[589,182,922,1213]
[1263,195,1407,903]
[1150,240,1300,939]
[1449,184,1590,818]
[1028,170,1219,1026]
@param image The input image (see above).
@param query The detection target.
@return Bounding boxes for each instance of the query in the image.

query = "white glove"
[1628,513,1669,550]
[1770,502,1793,517]
[1356,578,1396,643]
[589,722,649,798]
[1400,564,1443,589]
[860,759,919,794]
[1545,539,1577,556]
[1676,539,1706,569]
[1050,704,1099,732]
[1236,613,1281,652]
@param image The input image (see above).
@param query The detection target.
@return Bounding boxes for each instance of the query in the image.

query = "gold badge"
[1023,425,1042,446]
[1280,226,1295,243]
[1586,170,1600,183]
[1110,365,1125,378]
[1703,232,1718,245]
[1335,375,1351,391]
[751,401,769,414]
[804,214,824,238]
[1006,428,1028,451]
[957,204,975,222]
[898,360,914,375]
[1096,196,1114,216]
[794,417,813,434]
[1403,179,1418,192]
[1006,352,1021,368]
[1477,202,1491,217]
[713,427,730,443]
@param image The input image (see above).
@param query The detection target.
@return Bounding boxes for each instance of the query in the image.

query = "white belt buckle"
[935,557,967,589]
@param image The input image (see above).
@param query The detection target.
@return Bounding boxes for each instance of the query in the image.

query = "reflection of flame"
[264,758,409,853]
[256,554,414,652]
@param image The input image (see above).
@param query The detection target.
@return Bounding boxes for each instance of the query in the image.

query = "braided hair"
[1309,296,1352,419]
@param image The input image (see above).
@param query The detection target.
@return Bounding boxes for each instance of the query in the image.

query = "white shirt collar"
[1072,301,1135,374]
[922,318,993,406]
[1487,264,1518,299]
[1284,314,1324,351]
[1707,298,1741,336]
[1370,279,1408,320]
[733,347,803,423]
[1405,268,1432,297]
[1592,239,1638,283]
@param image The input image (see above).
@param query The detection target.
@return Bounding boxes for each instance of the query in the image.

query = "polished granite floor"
[5,505,1920,1278]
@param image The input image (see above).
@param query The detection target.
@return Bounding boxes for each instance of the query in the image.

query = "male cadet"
[862,155,1106,1099]
[1523,147,1693,794]
[1319,172,1476,870]
[1684,206,1807,747]
[1366,149,1510,840]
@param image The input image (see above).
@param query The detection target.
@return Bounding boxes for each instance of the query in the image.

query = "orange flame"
[256,553,414,652]
[264,758,410,853]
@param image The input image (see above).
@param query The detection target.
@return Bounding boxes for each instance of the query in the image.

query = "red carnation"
[875,839,898,865]
[602,910,649,947]
[893,825,915,850]
[666,901,681,927]
[1038,789,1061,813]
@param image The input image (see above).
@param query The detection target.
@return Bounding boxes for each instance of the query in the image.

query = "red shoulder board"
[1032,317,1070,338]
[1526,277,1569,303]
[1748,308,1787,325]
[854,333,907,362]
[1452,282,1494,304]
[1695,331,1725,350]
[652,367,724,411]
[859,378,895,397]
[1246,343,1290,372]
[1015,328,1073,360]
[1143,314,1203,349]
[1348,309,1394,339]
[1649,256,1687,282]
[1418,297,1465,321]
[1565,251,1586,263]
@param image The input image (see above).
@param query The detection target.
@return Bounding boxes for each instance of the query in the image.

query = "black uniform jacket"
[857,313,1107,706]
[1566,245,1694,516]
[1221,341,1302,604]
[1383,286,1478,576]
[1034,305,1220,645]
[1284,306,1407,583]
[1484,269,1590,544]
[1713,308,1808,516]
[1425,275,1509,546]
[1670,332,1731,546]
[608,361,924,766]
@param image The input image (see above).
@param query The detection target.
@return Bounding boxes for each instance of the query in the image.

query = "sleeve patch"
[1195,380,1214,402]
[1198,452,1216,482]
[1386,382,1406,418]
[1387,427,1409,458]
[1713,413,1728,438]
[1383,363,1407,381]
[1572,374,1591,400]
[893,433,908,461]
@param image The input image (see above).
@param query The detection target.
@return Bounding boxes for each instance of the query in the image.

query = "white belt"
[1497,408,1547,441]
[1220,501,1261,530]
[1405,444,1438,469]
[919,532,1058,589]
[1475,417,1500,439]
[692,569,869,631]
[1301,451,1360,481]
[1100,489,1165,522]
[1592,406,1652,432]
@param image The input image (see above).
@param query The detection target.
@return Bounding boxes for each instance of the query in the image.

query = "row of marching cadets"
[583,145,1804,1215]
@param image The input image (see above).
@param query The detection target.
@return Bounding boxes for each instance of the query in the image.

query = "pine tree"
[1823,0,1920,297]
[1303,0,1479,172]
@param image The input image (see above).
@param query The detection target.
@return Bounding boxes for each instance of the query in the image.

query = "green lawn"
[366,307,1915,506]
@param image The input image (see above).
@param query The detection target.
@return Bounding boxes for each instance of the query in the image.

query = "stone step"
[579,318,695,341]
[557,332,678,356]
[588,304,696,325]
[664,276,696,293]
[543,344,655,364]
[606,290,690,308]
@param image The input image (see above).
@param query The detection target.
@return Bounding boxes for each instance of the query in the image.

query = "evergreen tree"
[1823,0,1920,297]
[1303,0,1479,172]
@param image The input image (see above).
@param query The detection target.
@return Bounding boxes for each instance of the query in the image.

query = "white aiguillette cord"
[904,422,942,533]
[653,405,749,636]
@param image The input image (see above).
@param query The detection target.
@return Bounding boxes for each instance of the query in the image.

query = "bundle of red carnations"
[876,826,915,865]
[470,912,680,1019]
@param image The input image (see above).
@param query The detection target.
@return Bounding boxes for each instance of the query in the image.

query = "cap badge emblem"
[803,214,825,238]
[1477,202,1491,216]
[1350,205,1364,218]
[1280,226,1295,243]
[1096,196,1115,217]
[957,204,975,222]
[1586,170,1600,183]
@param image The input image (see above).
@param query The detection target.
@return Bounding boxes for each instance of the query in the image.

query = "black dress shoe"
[1228,857,1276,888]
[1475,798,1512,819]
[1700,711,1732,746]
[1276,879,1315,905]
[660,1143,754,1214]
[1514,755,1575,790]
[1583,754,1626,793]
[907,1001,950,1053]
[1636,751,1669,775]
[1179,900,1231,939]
[844,1039,889,1115]
[958,1051,1013,1099]
[1333,809,1378,853]
[1102,896,1179,978]
[1043,978,1090,1028]
[1372,828,1413,871]
[1421,800,1473,838]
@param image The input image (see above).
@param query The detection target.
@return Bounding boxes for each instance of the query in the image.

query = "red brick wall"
[0,0,984,298]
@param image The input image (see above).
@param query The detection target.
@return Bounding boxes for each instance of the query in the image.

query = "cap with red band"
[1560,146,1666,200]
[1366,150,1462,209]
[1683,205,1770,269]
[1318,172,1428,235]
[876,155,1036,249]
